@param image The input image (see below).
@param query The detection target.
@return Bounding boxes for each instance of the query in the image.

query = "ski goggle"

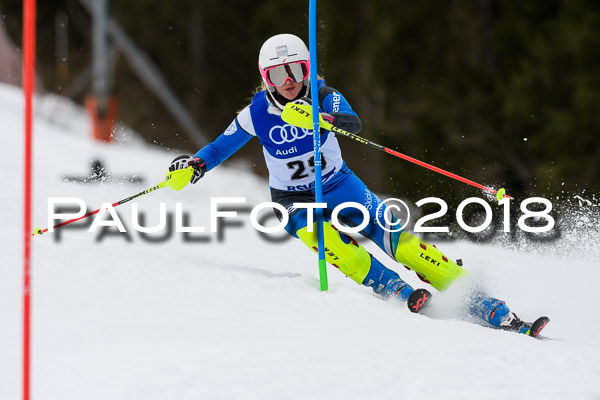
[260,60,310,87]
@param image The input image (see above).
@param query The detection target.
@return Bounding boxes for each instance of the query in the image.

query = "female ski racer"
[169,33,548,337]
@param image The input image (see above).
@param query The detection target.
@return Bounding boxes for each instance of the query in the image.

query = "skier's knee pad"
[393,231,466,291]
[296,222,371,284]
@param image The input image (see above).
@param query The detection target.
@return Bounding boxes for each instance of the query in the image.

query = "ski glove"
[169,155,206,184]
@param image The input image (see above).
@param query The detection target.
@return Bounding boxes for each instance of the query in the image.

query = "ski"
[407,288,432,313]
[527,316,550,338]
[502,315,550,338]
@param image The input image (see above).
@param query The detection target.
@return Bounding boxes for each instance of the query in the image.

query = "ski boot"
[500,312,550,338]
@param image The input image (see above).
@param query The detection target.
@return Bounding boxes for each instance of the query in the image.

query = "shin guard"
[393,231,466,291]
[296,222,371,284]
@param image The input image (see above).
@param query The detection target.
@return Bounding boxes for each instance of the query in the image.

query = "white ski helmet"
[258,34,310,109]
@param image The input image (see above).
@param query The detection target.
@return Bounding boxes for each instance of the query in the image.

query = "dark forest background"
[2,0,599,202]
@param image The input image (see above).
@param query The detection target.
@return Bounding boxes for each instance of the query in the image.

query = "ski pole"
[32,166,194,236]
[282,103,510,200]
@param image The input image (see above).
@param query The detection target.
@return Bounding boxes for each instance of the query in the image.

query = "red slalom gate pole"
[23,0,36,399]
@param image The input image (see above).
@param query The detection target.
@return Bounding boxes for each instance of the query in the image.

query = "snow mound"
[1,82,599,399]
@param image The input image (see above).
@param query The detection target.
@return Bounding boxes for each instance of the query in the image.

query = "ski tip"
[528,316,550,338]
[407,288,432,313]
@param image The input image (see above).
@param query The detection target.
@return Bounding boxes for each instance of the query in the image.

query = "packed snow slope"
[1,82,599,399]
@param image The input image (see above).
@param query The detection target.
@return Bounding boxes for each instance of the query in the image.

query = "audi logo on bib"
[269,124,313,144]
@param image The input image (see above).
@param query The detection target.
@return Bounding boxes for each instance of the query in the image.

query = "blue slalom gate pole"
[308,0,328,290]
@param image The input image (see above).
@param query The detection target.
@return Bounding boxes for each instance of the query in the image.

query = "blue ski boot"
[363,257,432,313]
[470,296,549,338]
